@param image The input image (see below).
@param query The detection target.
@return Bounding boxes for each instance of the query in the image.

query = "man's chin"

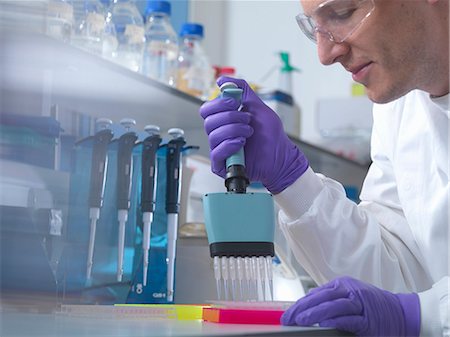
[366,87,410,104]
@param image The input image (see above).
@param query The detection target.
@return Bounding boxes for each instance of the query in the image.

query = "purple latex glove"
[199,76,308,194]
[281,276,421,337]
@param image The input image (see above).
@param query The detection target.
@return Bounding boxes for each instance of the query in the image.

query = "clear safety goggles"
[296,0,375,43]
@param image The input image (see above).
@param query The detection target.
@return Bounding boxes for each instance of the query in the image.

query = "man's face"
[300,0,444,103]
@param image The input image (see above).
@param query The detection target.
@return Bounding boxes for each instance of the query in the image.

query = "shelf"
[0,29,209,156]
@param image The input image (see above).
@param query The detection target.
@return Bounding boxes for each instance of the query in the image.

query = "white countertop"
[0,311,347,337]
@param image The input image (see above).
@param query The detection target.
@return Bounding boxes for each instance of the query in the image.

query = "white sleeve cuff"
[418,276,449,336]
[273,167,324,221]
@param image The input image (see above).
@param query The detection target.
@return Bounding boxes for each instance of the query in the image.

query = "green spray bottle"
[278,51,300,96]
[261,51,301,137]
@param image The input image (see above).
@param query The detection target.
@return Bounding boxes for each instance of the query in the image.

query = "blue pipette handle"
[220,85,245,169]
[220,83,249,194]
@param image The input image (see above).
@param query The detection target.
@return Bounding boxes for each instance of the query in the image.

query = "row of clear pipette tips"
[213,256,273,302]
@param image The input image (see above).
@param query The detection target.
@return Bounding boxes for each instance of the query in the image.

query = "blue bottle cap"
[145,0,171,16]
[115,25,126,34]
[84,0,103,13]
[179,23,203,38]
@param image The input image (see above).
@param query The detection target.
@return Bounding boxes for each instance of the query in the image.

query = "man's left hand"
[281,276,420,336]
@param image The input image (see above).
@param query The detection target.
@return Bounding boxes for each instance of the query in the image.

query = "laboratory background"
[0,0,371,335]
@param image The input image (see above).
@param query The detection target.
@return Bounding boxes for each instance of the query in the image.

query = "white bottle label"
[125,24,144,44]
[48,1,73,23]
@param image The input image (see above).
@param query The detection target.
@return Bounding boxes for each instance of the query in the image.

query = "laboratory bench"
[0,309,350,337]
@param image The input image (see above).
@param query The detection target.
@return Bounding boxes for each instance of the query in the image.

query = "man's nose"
[317,34,349,66]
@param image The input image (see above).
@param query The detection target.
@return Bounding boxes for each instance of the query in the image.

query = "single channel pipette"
[140,125,162,286]
[86,118,113,281]
[116,118,138,282]
[165,128,185,302]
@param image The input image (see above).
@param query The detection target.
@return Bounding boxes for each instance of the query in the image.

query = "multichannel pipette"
[140,125,162,286]
[203,83,276,301]
[86,118,114,281]
[165,128,186,302]
[116,118,138,282]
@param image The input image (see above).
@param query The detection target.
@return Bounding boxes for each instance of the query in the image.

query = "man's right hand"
[199,76,309,194]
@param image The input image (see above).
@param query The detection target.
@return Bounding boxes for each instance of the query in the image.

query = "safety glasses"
[296,0,375,43]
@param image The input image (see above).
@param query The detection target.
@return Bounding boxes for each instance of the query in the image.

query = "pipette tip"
[143,254,149,286]
[85,278,93,288]
[143,269,148,286]
[86,264,93,280]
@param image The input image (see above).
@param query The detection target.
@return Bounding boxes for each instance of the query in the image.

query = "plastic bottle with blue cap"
[177,23,214,100]
[142,0,178,87]
[108,0,145,72]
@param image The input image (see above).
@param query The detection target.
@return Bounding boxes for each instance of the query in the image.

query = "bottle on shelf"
[214,66,236,79]
[208,66,236,100]
[71,0,111,56]
[102,9,119,61]
[142,0,178,87]
[177,23,214,100]
[278,51,300,96]
[46,0,74,43]
[258,51,301,138]
[108,0,145,72]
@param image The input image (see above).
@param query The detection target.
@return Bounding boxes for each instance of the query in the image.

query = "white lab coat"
[275,90,449,336]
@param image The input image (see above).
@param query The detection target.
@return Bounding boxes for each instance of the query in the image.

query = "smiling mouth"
[347,62,372,83]
[347,62,371,74]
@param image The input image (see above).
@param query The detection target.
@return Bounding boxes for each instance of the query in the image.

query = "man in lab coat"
[199,0,449,336]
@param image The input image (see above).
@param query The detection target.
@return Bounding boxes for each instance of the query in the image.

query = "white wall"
[190,0,355,142]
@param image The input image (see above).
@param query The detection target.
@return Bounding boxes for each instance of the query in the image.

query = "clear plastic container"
[71,0,110,55]
[142,0,178,87]
[177,23,214,100]
[46,0,74,43]
[108,0,145,72]
[96,0,119,61]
